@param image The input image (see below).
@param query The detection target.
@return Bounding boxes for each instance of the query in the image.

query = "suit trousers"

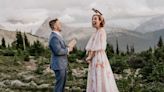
[53,69,67,92]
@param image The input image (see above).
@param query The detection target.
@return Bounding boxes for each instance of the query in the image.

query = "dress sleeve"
[85,33,94,51]
[86,29,106,51]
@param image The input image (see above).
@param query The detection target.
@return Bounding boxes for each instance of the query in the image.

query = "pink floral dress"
[86,28,119,92]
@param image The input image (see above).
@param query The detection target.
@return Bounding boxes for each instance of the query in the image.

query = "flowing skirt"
[87,51,119,92]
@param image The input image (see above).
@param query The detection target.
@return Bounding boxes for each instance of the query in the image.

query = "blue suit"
[49,32,68,92]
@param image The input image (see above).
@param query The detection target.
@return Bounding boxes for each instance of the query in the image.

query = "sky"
[0,0,164,33]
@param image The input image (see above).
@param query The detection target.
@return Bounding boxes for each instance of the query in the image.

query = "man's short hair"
[49,18,58,30]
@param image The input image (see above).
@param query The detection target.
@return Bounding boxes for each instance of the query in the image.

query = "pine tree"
[116,38,119,55]
[130,45,135,54]
[157,36,163,48]
[1,37,6,48]
[148,46,152,52]
[127,44,129,55]
[110,44,114,54]
[16,31,24,50]
[106,43,114,58]
[30,40,44,56]
[106,43,114,54]
[24,32,30,48]
[8,44,10,48]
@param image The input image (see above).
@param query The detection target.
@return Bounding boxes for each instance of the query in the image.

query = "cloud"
[0,8,49,33]
[59,14,75,23]
[0,0,91,10]
[0,0,164,32]
[6,9,48,24]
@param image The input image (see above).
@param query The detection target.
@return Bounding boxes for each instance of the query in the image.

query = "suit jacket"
[49,32,68,70]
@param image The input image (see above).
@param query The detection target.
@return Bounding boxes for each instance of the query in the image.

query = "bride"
[85,9,119,92]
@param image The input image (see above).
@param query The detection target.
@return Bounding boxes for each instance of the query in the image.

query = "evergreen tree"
[24,32,30,48]
[1,37,6,48]
[157,36,163,48]
[106,43,114,58]
[148,46,152,52]
[116,38,119,55]
[8,44,10,49]
[29,40,44,56]
[16,31,24,50]
[11,40,17,49]
[130,45,135,54]
[110,44,114,54]
[127,44,129,55]
[106,43,114,54]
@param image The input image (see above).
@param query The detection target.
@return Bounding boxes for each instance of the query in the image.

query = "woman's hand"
[86,56,92,64]
[87,60,91,64]
[85,51,95,64]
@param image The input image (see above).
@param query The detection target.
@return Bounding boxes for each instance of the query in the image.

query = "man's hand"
[68,38,77,48]
[68,46,73,52]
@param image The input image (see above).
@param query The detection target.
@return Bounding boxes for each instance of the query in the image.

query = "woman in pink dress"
[85,9,119,92]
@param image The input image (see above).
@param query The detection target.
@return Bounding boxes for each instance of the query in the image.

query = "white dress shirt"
[52,31,62,38]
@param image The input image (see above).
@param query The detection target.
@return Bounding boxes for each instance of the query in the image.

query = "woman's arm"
[86,51,95,63]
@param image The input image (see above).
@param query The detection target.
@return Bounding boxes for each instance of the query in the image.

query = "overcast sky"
[0,0,164,33]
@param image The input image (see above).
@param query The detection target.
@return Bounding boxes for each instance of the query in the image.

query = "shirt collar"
[52,31,62,37]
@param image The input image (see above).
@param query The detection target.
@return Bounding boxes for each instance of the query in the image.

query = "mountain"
[73,27,154,52]
[34,17,164,52]
[0,24,4,29]
[135,15,164,33]
[145,29,164,46]
[35,17,52,39]
[35,17,76,40]
[35,23,164,52]
[106,27,147,52]
[34,17,94,49]
[108,16,153,32]
[0,29,47,46]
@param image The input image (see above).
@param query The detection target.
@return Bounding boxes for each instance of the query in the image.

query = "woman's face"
[92,15,101,29]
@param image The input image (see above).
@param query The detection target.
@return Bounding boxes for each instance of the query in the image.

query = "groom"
[48,18,75,92]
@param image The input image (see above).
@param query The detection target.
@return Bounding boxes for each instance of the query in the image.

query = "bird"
[92,8,102,15]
